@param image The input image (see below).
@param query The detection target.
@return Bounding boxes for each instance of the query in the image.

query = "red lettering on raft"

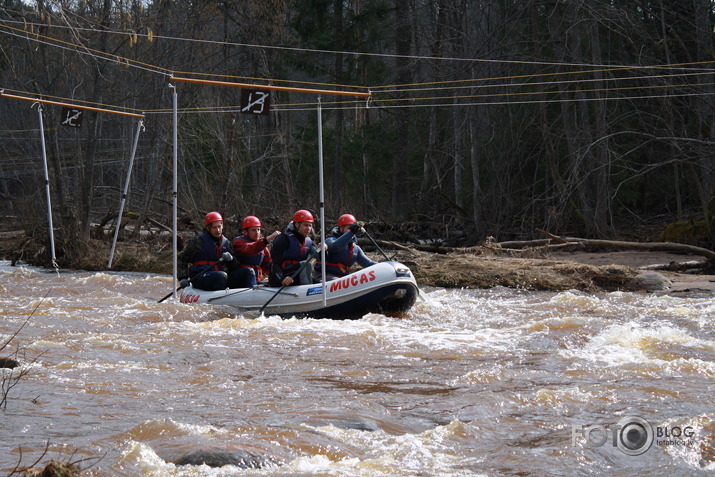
[329,270,376,292]
[180,293,200,303]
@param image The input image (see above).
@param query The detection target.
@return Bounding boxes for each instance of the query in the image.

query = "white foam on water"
[285,419,485,477]
[119,441,180,475]
[561,321,715,376]
[653,414,714,471]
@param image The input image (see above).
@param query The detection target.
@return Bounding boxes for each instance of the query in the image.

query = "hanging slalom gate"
[167,77,371,303]
[107,119,145,268]
[0,90,145,272]
[1,78,371,293]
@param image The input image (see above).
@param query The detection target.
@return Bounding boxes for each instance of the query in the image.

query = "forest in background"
[1,0,715,267]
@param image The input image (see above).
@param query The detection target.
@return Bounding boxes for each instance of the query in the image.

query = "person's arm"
[232,237,267,256]
[219,238,238,270]
[268,234,288,286]
[355,245,377,268]
[178,236,201,264]
[177,236,202,279]
[326,231,354,253]
[260,249,272,279]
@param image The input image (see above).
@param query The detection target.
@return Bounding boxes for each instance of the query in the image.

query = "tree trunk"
[391,0,412,219]
[421,108,438,196]
[332,0,345,209]
[551,1,611,237]
[453,97,465,211]
[692,0,715,247]
[587,14,612,237]
[470,103,488,239]
[420,0,445,197]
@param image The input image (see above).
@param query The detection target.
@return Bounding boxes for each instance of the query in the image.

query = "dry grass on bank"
[388,248,637,291]
[0,230,176,275]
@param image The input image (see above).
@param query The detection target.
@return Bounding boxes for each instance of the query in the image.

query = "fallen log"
[363,239,451,254]
[536,229,715,263]
[146,217,173,234]
[365,237,582,255]
[639,260,706,272]
[371,240,413,252]
[495,238,551,248]
[490,238,586,254]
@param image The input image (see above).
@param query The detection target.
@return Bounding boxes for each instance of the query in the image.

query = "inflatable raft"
[179,261,419,319]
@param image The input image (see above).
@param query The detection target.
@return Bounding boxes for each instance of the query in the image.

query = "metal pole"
[108,119,144,268]
[317,97,327,306]
[35,103,57,272]
[171,85,179,300]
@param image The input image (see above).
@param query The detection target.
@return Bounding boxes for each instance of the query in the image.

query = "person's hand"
[267,230,281,243]
[349,221,365,235]
[220,251,234,262]
[282,275,293,286]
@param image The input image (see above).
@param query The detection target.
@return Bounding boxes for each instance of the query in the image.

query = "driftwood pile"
[357,228,715,292]
[368,228,715,272]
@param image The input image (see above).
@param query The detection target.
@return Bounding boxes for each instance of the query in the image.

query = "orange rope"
[171,76,371,98]
[0,91,145,118]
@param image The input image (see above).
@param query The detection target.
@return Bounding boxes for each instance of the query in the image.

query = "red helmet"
[338,214,357,227]
[242,215,262,229]
[292,209,314,223]
[204,211,223,226]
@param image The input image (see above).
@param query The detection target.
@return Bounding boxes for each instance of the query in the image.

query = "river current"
[1,261,713,476]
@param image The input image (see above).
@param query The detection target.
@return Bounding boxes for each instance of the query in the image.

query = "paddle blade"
[416,287,429,302]
[157,280,190,303]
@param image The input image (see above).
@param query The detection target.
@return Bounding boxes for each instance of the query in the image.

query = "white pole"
[171,85,179,299]
[35,103,58,272]
[317,97,327,306]
[108,119,144,268]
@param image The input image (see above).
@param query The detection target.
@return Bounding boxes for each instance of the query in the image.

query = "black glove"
[220,251,234,263]
[349,221,365,235]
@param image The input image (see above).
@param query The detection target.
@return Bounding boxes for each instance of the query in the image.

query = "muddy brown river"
[1,261,713,475]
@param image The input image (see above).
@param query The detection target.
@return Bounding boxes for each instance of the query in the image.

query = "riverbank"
[1,230,714,296]
[394,247,715,295]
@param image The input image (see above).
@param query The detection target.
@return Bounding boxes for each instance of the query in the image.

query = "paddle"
[258,251,318,315]
[157,279,191,303]
[362,227,391,261]
[157,253,230,303]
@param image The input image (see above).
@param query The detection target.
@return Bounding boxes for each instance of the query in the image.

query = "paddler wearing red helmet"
[268,209,325,287]
[177,211,249,291]
[313,214,376,281]
[231,215,281,287]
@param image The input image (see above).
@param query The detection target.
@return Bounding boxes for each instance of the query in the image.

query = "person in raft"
[178,211,250,291]
[268,209,325,287]
[313,213,377,282]
[231,215,281,287]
